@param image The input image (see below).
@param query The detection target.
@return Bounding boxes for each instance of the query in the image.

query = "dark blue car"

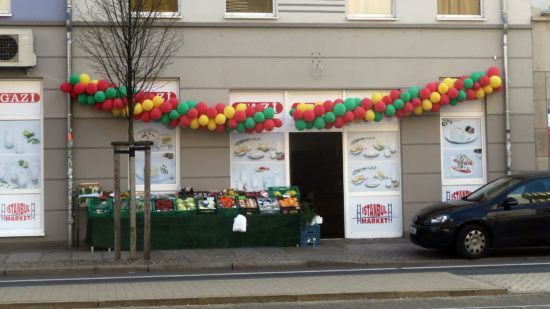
[409,172,550,259]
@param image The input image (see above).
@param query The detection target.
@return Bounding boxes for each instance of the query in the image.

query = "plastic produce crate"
[299,224,320,247]
[87,198,112,218]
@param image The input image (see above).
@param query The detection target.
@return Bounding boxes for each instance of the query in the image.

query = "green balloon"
[463,78,474,89]
[237,122,245,133]
[306,121,314,129]
[314,117,326,129]
[86,95,96,105]
[187,100,197,108]
[160,114,170,124]
[400,91,411,102]
[244,117,255,129]
[374,112,384,122]
[264,107,275,119]
[354,98,362,107]
[254,112,265,123]
[385,105,396,117]
[408,87,420,98]
[470,72,483,82]
[69,74,80,85]
[77,94,88,104]
[118,85,127,96]
[177,102,189,115]
[94,91,106,103]
[344,98,356,111]
[325,111,336,123]
[289,108,295,116]
[449,99,459,106]
[295,119,306,131]
[333,103,346,116]
[105,88,117,99]
[169,110,180,120]
[393,99,404,110]
[457,90,467,101]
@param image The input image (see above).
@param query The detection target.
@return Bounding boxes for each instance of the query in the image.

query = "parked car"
[409,172,550,259]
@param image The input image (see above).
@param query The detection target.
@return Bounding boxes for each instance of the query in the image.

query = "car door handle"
[543,208,550,214]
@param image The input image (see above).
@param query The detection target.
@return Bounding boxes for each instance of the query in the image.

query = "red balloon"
[196,102,207,114]
[390,90,400,101]
[160,102,172,113]
[383,95,392,105]
[245,128,254,134]
[303,110,315,122]
[73,83,85,94]
[169,120,179,128]
[395,109,405,118]
[411,98,421,108]
[215,103,225,113]
[494,85,502,92]
[234,111,246,122]
[95,103,102,110]
[97,80,109,91]
[454,79,464,90]
[419,87,431,100]
[264,119,275,131]
[487,66,500,77]
[123,97,129,106]
[343,111,354,123]
[187,108,199,119]
[323,100,334,112]
[334,98,344,104]
[113,98,123,109]
[273,118,283,128]
[428,82,438,92]
[403,102,414,113]
[334,117,345,128]
[179,115,190,127]
[255,104,265,113]
[439,94,449,105]
[325,122,334,129]
[254,122,264,133]
[293,109,304,120]
[134,91,145,103]
[199,125,208,131]
[431,104,441,112]
[151,107,162,120]
[70,92,77,99]
[361,98,372,110]
[447,87,458,99]
[466,89,476,100]
[206,107,217,119]
[245,107,255,117]
[479,75,490,87]
[60,82,73,93]
[215,125,225,133]
[354,107,365,119]
[145,93,155,101]
[313,105,325,117]
[170,97,179,109]
[102,99,113,111]
[140,111,151,123]
[227,119,238,129]
[473,82,481,90]
[374,101,386,113]
[85,83,98,95]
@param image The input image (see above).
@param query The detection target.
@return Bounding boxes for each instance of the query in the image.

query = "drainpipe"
[501,0,511,175]
[66,0,74,248]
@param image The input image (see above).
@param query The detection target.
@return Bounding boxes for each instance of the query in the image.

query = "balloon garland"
[60,67,502,133]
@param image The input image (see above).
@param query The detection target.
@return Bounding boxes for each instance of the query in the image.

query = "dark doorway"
[290,132,344,238]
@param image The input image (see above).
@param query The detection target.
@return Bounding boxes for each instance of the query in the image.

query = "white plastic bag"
[232,214,247,232]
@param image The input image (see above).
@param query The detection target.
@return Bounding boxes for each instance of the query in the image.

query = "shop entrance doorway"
[290,133,344,238]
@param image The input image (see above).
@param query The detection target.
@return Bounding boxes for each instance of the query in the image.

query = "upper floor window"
[225,0,276,19]
[437,0,483,20]
[0,0,11,16]
[130,0,180,17]
[347,0,395,20]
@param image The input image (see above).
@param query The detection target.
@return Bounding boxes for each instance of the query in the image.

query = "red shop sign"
[231,102,284,114]
[0,93,41,103]
[451,190,471,200]
[146,92,177,101]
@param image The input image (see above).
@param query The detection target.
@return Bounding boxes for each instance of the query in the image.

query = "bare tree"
[76,0,183,259]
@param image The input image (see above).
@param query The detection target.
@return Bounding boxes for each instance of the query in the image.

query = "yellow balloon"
[437,83,449,94]
[207,119,217,131]
[315,101,323,106]
[215,113,226,125]
[429,92,441,103]
[142,99,154,111]
[223,106,236,119]
[121,106,129,117]
[364,110,375,122]
[190,119,199,129]
[489,76,502,88]
[422,99,433,111]
[442,77,455,88]
[112,108,121,116]
[475,89,486,99]
[236,103,247,112]
[307,104,314,110]
[372,93,383,103]
[152,96,164,108]
[133,103,143,115]
[483,85,494,95]
[79,74,91,85]
[297,103,307,112]
[198,114,209,126]
[413,106,424,115]
[91,79,98,85]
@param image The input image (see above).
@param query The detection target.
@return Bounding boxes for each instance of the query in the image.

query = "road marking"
[438,305,550,309]
[1,261,550,284]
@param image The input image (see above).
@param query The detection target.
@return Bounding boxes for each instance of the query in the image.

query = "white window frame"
[436,0,485,21]
[346,0,397,21]
[131,0,181,18]
[0,0,11,16]
[225,0,277,19]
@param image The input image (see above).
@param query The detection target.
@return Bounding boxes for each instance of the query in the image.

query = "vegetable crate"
[299,224,320,247]
[87,198,112,218]
[196,196,217,214]
[268,186,300,199]
[153,198,175,212]
[174,197,197,215]
[236,196,260,215]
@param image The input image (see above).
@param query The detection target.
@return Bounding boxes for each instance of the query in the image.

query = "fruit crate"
[87,198,112,218]
[195,196,217,215]
[268,186,300,199]
[174,197,197,215]
[153,197,176,213]
[216,195,239,216]
[236,196,260,215]
[299,224,320,247]
[256,197,279,215]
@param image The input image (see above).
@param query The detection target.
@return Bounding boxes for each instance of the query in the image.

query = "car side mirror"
[501,197,518,209]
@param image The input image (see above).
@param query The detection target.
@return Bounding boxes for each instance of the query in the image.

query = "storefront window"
[437,0,483,19]
[130,0,180,17]
[225,0,276,18]
[347,0,395,19]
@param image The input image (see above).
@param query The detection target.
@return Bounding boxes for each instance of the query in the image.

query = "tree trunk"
[128,92,137,260]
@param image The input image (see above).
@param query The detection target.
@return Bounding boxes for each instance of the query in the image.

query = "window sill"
[224,13,277,20]
[0,13,12,17]
[347,15,397,21]
[437,15,486,21]
[132,12,182,19]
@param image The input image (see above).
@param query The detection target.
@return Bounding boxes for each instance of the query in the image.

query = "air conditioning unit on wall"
[0,29,36,67]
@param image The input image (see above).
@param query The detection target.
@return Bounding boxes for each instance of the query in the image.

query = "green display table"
[86,213,300,250]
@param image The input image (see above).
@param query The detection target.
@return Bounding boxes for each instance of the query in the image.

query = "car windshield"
[463,176,522,202]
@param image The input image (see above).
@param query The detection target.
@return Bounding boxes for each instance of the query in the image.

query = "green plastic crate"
[87,198,112,218]
[268,186,300,199]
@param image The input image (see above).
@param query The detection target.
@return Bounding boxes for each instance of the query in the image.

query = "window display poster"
[441,118,484,181]
[347,131,399,162]
[348,161,400,193]
[441,118,482,149]
[442,185,481,202]
[230,133,285,191]
[0,194,42,235]
[346,195,402,238]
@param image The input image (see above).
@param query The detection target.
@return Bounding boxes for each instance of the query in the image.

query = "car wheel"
[455,224,489,259]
